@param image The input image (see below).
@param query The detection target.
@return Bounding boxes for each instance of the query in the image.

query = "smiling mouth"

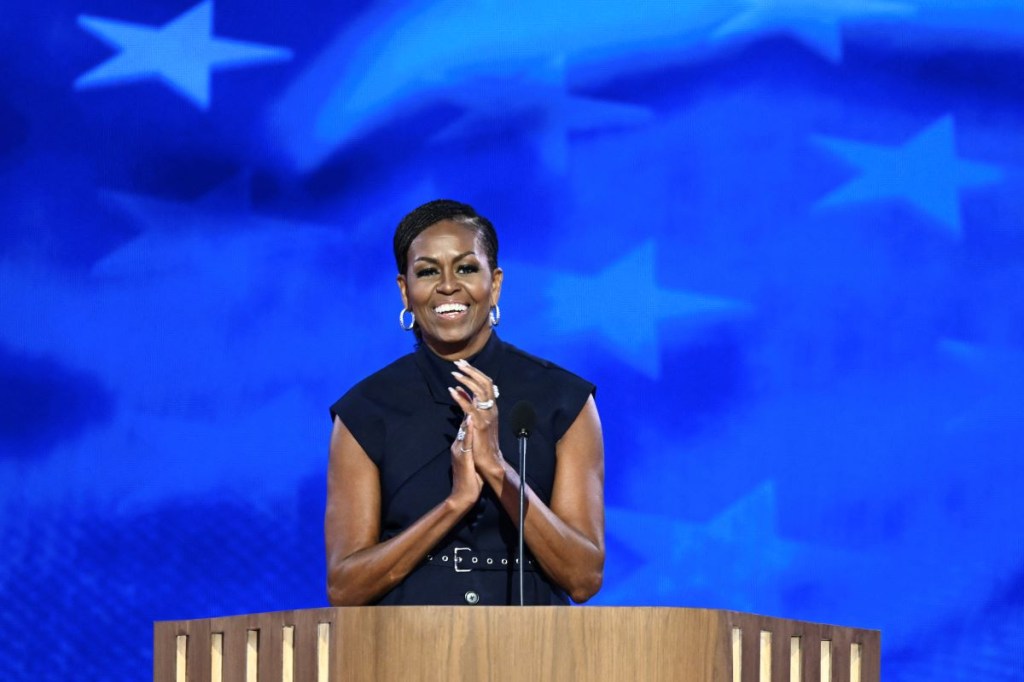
[434,303,468,319]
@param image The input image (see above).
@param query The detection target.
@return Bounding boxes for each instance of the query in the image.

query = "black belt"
[426,547,537,573]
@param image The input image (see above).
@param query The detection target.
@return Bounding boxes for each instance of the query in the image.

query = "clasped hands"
[447,359,505,503]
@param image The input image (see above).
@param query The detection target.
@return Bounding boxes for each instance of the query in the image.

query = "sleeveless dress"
[330,332,595,605]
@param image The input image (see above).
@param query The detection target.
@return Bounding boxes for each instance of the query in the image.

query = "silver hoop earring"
[399,308,415,331]
[489,304,500,326]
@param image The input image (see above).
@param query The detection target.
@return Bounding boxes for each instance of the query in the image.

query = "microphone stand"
[517,430,527,606]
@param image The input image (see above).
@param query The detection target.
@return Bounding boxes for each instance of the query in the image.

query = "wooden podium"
[154,606,879,682]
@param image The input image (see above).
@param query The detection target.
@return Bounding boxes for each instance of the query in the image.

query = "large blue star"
[814,116,1004,237]
[75,1,292,110]
[712,0,915,63]
[544,241,747,378]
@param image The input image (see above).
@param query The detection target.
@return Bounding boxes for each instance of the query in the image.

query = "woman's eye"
[415,267,438,277]
[457,264,479,274]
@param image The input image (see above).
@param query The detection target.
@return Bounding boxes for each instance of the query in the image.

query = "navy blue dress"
[330,332,595,605]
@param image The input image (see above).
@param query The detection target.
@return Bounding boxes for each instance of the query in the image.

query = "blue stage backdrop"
[2,1,1023,679]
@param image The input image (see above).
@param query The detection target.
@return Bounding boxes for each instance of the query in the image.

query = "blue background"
[2,1,1023,679]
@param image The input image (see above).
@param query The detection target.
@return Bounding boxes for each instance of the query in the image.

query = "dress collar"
[413,331,504,405]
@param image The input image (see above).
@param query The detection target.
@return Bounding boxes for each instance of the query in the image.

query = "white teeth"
[435,303,468,314]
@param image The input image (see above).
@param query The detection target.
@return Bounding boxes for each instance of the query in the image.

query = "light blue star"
[712,0,915,63]
[597,482,796,609]
[544,241,747,378]
[814,116,1004,237]
[75,1,292,110]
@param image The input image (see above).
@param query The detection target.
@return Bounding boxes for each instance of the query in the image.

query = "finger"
[448,385,474,410]
[462,415,475,447]
[453,360,496,393]
[453,359,493,383]
[450,371,487,399]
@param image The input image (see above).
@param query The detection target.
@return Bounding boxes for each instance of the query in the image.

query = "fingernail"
[451,371,463,377]
[455,359,468,366]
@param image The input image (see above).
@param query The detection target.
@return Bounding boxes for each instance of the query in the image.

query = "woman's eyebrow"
[413,250,476,264]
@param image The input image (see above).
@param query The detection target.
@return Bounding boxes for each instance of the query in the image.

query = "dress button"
[464,590,480,605]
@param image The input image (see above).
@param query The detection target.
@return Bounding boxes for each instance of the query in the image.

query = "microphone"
[509,400,536,606]
[510,401,536,438]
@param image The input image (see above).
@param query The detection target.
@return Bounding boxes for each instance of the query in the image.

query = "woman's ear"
[396,274,409,309]
[490,267,504,306]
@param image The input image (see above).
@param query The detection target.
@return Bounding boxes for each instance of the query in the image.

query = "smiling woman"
[325,199,605,606]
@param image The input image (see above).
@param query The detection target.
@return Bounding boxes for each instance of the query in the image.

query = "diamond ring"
[474,399,495,410]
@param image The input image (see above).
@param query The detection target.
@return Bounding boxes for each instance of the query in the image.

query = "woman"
[326,199,604,606]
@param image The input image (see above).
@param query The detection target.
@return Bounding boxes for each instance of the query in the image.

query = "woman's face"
[397,220,503,360]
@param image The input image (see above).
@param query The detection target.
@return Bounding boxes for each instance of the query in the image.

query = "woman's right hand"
[449,415,483,509]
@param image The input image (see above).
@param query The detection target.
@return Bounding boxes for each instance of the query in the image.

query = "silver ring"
[456,427,466,441]
[474,399,495,410]
[493,385,500,399]
[460,446,473,453]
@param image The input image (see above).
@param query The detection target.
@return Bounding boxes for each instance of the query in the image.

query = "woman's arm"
[324,415,482,606]
[451,364,605,603]
[493,396,605,603]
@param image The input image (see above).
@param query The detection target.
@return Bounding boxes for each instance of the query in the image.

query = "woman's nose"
[437,269,459,293]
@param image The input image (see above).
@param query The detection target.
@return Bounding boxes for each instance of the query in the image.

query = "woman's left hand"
[447,359,505,480]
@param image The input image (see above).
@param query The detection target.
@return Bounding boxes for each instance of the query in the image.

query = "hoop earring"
[489,304,500,327]
[399,307,415,331]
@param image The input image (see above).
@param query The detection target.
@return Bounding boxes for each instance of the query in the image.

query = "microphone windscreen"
[510,400,537,437]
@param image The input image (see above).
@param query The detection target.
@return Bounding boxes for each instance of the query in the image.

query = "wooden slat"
[211,632,223,682]
[256,613,283,682]
[282,625,295,682]
[789,636,802,682]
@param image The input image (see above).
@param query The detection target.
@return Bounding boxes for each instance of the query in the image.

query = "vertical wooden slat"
[820,640,832,682]
[802,629,820,682]
[732,627,743,682]
[759,631,772,682]
[769,623,788,682]
[256,615,283,682]
[790,637,802,682]
[830,629,851,682]
[221,619,247,682]
[246,630,259,682]
[291,611,320,682]
[176,635,188,682]
[153,623,177,682]
[850,643,862,682]
[860,631,881,682]
[211,633,224,682]
[316,622,330,682]
[742,623,759,682]
[185,619,212,682]
[282,626,295,682]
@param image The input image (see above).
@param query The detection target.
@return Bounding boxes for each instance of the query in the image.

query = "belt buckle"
[453,547,472,573]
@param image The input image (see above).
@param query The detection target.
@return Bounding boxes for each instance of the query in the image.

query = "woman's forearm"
[480,461,604,603]
[326,495,473,605]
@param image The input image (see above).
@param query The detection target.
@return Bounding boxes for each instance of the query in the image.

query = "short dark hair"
[393,199,499,274]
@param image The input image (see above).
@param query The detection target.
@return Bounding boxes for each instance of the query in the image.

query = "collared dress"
[330,332,595,605]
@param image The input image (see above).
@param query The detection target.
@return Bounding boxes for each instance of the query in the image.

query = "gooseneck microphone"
[509,400,536,606]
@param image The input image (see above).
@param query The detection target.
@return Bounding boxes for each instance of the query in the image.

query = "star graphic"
[75,1,292,109]
[596,482,796,609]
[543,241,747,378]
[814,116,1004,237]
[712,0,915,63]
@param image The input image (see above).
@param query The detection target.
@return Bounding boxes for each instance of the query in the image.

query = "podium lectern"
[154,606,879,681]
